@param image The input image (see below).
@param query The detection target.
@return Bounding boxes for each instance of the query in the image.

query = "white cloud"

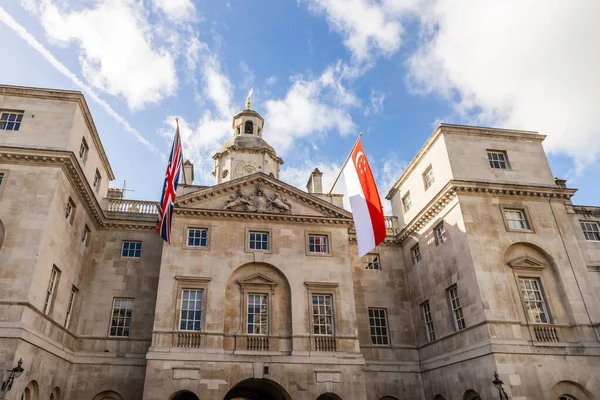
[408,0,600,171]
[265,76,278,86]
[239,61,256,91]
[281,161,342,194]
[0,5,163,157]
[302,0,410,61]
[264,62,358,154]
[24,0,177,111]
[153,0,196,22]
[365,89,385,116]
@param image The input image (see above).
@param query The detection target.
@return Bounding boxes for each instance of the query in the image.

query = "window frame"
[43,265,61,315]
[179,288,204,332]
[79,137,89,161]
[64,285,78,329]
[368,308,390,346]
[0,169,8,199]
[447,285,466,331]
[411,244,421,265]
[121,241,142,258]
[487,150,510,169]
[93,169,101,192]
[0,110,24,131]
[246,227,272,253]
[580,221,600,242]
[422,165,435,190]
[402,192,412,213]
[173,276,211,332]
[500,205,534,233]
[82,224,91,246]
[108,297,134,337]
[422,300,435,343]
[362,253,381,270]
[306,232,332,256]
[517,277,551,325]
[305,282,339,338]
[246,293,269,335]
[184,227,210,250]
[65,197,76,225]
[434,222,447,246]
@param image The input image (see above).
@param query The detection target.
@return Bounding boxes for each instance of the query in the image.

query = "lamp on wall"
[492,371,509,399]
[1,358,24,392]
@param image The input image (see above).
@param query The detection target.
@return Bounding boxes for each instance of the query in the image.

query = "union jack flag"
[157,121,183,243]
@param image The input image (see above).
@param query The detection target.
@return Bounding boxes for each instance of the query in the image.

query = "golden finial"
[246,88,253,109]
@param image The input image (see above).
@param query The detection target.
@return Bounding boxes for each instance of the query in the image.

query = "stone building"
[0,85,599,400]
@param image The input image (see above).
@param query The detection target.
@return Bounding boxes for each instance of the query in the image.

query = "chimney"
[107,188,123,199]
[306,168,323,194]
[554,177,567,188]
[183,160,194,185]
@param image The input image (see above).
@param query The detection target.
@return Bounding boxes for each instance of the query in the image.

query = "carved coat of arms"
[223,184,292,214]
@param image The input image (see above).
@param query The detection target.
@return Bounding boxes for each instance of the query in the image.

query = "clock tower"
[212,95,283,184]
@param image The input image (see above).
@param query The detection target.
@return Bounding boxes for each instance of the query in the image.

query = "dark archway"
[316,393,342,400]
[171,391,199,400]
[0,219,5,252]
[224,378,291,400]
[463,390,482,400]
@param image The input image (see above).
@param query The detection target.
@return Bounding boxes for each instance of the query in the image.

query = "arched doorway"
[224,378,291,400]
[171,391,199,400]
[92,390,124,400]
[463,390,482,400]
[551,380,595,400]
[316,393,342,400]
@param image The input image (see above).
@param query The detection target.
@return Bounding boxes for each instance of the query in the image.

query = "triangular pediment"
[238,273,278,287]
[175,173,352,221]
[507,255,546,269]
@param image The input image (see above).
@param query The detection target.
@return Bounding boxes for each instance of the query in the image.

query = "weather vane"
[246,88,253,109]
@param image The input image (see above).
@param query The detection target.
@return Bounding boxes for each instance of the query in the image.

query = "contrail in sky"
[0,6,164,159]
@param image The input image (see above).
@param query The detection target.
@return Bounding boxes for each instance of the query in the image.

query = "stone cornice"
[0,147,156,231]
[0,85,115,180]
[397,180,576,242]
[212,145,284,165]
[386,123,545,199]
[174,207,353,225]
[176,173,353,221]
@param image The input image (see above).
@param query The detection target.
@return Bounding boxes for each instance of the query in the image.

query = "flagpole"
[327,132,363,195]
[176,118,187,186]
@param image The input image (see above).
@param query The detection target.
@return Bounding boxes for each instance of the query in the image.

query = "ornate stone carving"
[223,184,292,214]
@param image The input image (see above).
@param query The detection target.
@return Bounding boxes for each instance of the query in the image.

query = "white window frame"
[448,285,466,331]
[402,192,412,213]
[423,166,434,190]
[65,197,76,224]
[434,222,447,246]
[64,285,78,328]
[311,294,334,336]
[179,289,203,331]
[43,266,60,315]
[109,298,134,337]
[411,244,421,265]
[504,208,530,231]
[422,301,435,342]
[362,253,381,270]
[187,228,209,248]
[248,230,270,251]
[307,233,330,255]
[581,221,600,242]
[487,150,509,169]
[368,308,390,346]
[93,169,101,192]
[0,111,24,131]
[518,278,550,324]
[121,241,142,258]
[247,293,269,335]
[79,137,89,160]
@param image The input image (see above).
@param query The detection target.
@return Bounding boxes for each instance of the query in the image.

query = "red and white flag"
[342,139,386,257]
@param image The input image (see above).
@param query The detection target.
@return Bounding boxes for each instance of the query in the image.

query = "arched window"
[559,396,578,400]
[244,120,253,134]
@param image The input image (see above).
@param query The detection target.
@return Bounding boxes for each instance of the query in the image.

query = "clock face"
[235,162,258,177]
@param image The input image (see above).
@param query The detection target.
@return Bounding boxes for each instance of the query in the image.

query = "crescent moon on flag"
[355,151,366,171]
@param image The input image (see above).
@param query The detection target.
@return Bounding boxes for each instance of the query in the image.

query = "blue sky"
[1,0,599,210]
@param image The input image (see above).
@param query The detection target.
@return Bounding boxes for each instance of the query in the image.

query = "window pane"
[179,290,203,331]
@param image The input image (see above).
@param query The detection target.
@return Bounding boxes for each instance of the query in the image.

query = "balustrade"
[314,336,337,351]
[247,336,269,351]
[107,199,158,214]
[177,332,202,348]
[533,325,559,342]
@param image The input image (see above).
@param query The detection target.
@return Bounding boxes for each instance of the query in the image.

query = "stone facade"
[0,86,599,400]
